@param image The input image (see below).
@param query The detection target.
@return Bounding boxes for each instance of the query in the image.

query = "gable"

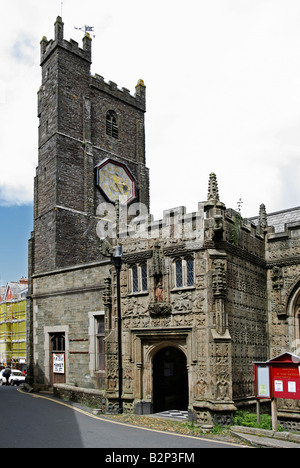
[268,352,300,364]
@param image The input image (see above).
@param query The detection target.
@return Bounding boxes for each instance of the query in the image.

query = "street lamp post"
[112,245,123,414]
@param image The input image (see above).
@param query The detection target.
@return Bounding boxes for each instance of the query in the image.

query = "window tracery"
[106,110,118,139]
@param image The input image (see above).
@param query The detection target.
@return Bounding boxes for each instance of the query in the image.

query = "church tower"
[27,17,149,390]
[32,16,149,274]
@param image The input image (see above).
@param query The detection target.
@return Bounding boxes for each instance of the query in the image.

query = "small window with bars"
[106,110,118,139]
[130,264,148,294]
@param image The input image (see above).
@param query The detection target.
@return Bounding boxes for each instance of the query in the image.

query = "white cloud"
[0,0,299,219]
[0,81,5,105]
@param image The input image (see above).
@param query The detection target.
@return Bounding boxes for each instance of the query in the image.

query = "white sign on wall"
[53,353,65,374]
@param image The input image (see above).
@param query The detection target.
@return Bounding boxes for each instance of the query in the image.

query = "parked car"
[0,369,25,386]
[9,369,26,386]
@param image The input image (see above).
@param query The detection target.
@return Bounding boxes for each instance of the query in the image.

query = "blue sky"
[0,0,300,284]
[0,205,33,285]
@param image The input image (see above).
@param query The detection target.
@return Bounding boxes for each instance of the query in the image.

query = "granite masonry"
[27,18,300,429]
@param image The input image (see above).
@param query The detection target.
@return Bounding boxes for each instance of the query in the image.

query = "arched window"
[292,289,300,348]
[106,110,118,139]
[296,307,300,343]
[287,286,300,352]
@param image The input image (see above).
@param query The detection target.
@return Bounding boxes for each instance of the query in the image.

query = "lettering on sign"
[53,353,65,374]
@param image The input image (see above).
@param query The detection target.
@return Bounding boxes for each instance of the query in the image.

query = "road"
[0,386,244,450]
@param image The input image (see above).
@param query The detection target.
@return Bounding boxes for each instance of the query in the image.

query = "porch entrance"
[153,346,188,413]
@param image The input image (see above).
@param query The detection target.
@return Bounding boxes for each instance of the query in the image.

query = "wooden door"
[50,333,66,385]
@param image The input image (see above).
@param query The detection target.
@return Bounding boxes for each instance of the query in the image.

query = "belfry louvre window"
[106,110,118,139]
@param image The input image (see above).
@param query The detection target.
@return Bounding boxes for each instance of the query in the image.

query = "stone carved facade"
[28,18,300,429]
[99,196,300,427]
[99,183,273,424]
[262,214,300,430]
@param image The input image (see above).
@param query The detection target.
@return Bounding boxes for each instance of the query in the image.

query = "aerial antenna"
[74,25,95,38]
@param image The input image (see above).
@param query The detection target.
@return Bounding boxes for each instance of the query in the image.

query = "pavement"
[148,409,189,421]
[146,411,300,447]
[231,426,300,448]
[147,411,300,448]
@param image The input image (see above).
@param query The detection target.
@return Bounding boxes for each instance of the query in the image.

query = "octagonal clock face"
[96,159,136,205]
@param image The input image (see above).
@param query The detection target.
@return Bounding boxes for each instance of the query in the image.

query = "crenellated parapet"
[108,173,269,253]
[113,203,205,245]
[40,17,146,111]
[40,16,92,66]
[91,75,146,111]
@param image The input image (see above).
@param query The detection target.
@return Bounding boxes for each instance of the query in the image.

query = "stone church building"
[27,17,300,428]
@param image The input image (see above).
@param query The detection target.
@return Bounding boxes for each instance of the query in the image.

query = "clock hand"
[115,182,122,193]
[115,181,129,193]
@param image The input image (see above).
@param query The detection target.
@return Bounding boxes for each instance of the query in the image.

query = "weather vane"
[74,25,95,38]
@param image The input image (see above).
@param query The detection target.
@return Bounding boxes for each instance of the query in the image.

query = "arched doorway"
[153,346,188,413]
[292,290,300,346]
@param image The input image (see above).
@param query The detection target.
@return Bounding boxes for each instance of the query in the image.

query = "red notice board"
[272,365,300,400]
[255,353,300,400]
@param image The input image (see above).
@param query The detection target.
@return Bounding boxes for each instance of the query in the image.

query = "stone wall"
[31,261,110,390]
[53,383,106,411]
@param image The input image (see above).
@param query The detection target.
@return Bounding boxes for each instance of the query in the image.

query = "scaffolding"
[0,299,27,369]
